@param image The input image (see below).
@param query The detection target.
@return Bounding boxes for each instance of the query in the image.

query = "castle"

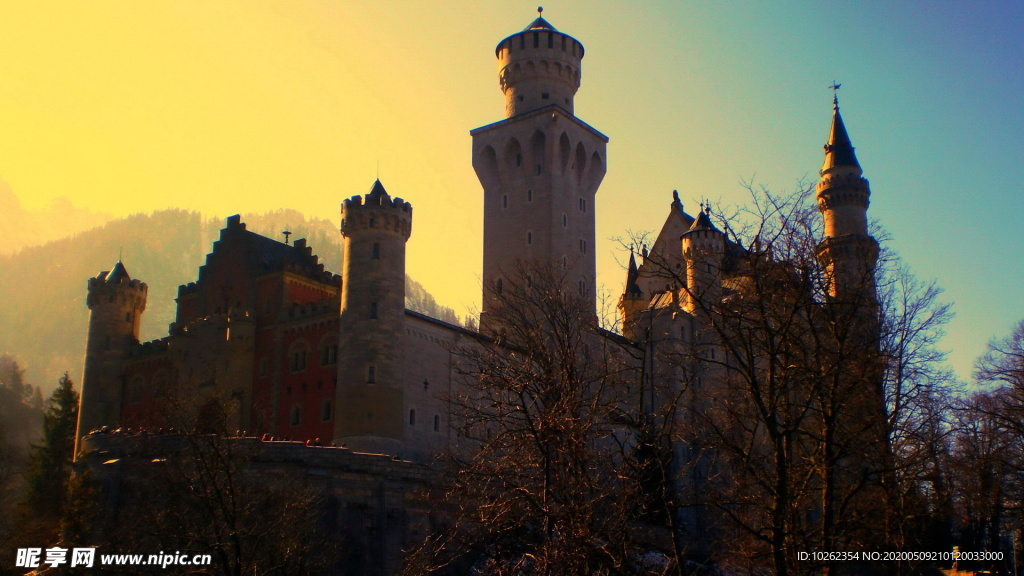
[75,10,880,473]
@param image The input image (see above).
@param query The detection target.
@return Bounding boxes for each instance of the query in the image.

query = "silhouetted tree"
[23,373,79,517]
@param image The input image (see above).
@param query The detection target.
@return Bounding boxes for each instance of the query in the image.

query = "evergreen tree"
[23,373,79,517]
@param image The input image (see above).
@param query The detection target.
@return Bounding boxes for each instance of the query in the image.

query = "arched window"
[409,409,416,427]
[289,341,309,373]
[433,414,440,432]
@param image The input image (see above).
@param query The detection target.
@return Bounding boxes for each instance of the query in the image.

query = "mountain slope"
[0,210,460,392]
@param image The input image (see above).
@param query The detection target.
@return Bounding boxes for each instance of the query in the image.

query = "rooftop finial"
[283,230,292,245]
[538,6,543,15]
[118,246,123,263]
[829,81,842,110]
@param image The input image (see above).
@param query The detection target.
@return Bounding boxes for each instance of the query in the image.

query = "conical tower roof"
[688,208,718,233]
[821,96,861,173]
[523,15,557,31]
[624,251,642,296]
[106,261,131,284]
[366,179,390,204]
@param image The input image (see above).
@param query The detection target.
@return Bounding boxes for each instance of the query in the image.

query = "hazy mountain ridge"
[0,209,460,393]
[0,178,114,256]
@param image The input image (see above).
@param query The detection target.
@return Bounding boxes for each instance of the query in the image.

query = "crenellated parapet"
[495,11,585,117]
[341,186,413,239]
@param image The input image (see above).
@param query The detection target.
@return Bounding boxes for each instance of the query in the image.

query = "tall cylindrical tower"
[473,10,607,330]
[334,180,412,452]
[76,261,147,450]
[814,96,879,303]
[496,9,585,118]
[681,209,725,313]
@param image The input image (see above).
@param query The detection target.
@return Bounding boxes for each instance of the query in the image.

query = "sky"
[0,1,1021,382]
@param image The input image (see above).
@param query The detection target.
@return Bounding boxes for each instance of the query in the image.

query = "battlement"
[495,17,584,117]
[87,267,148,310]
[340,180,413,238]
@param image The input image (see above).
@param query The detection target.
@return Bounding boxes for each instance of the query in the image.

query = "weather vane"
[829,80,842,107]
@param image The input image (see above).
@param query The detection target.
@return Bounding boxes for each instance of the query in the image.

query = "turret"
[496,8,584,118]
[334,180,413,453]
[618,250,646,336]
[814,96,879,302]
[76,261,148,452]
[473,10,607,330]
[681,208,725,313]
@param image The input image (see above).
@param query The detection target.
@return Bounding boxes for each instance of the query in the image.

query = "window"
[370,302,378,319]
[125,312,132,322]
[433,414,440,432]
[527,231,533,245]
[496,278,503,295]
[563,214,567,227]
[321,344,338,366]
[369,217,375,227]
[366,364,376,383]
[503,195,508,209]
[290,404,302,427]
[516,153,522,167]
[409,409,416,427]
[541,93,549,100]
[527,189,533,202]
[536,164,542,175]
[290,346,308,372]
[372,243,380,259]
[321,400,332,422]
[579,280,585,295]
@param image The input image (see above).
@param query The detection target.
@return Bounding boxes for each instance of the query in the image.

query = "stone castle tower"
[815,95,879,304]
[681,208,726,314]
[77,262,147,449]
[471,10,607,326]
[334,180,413,453]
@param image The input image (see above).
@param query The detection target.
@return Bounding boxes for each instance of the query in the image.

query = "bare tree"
[403,262,663,576]
[630,184,955,575]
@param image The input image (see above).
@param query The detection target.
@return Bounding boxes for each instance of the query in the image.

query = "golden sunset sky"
[1,1,1022,381]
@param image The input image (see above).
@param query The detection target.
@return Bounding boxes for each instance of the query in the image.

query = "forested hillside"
[0,209,461,393]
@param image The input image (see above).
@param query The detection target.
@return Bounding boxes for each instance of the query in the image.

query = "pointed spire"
[624,250,642,296]
[688,206,718,232]
[106,261,131,284]
[821,95,861,173]
[367,179,390,204]
[524,6,557,31]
